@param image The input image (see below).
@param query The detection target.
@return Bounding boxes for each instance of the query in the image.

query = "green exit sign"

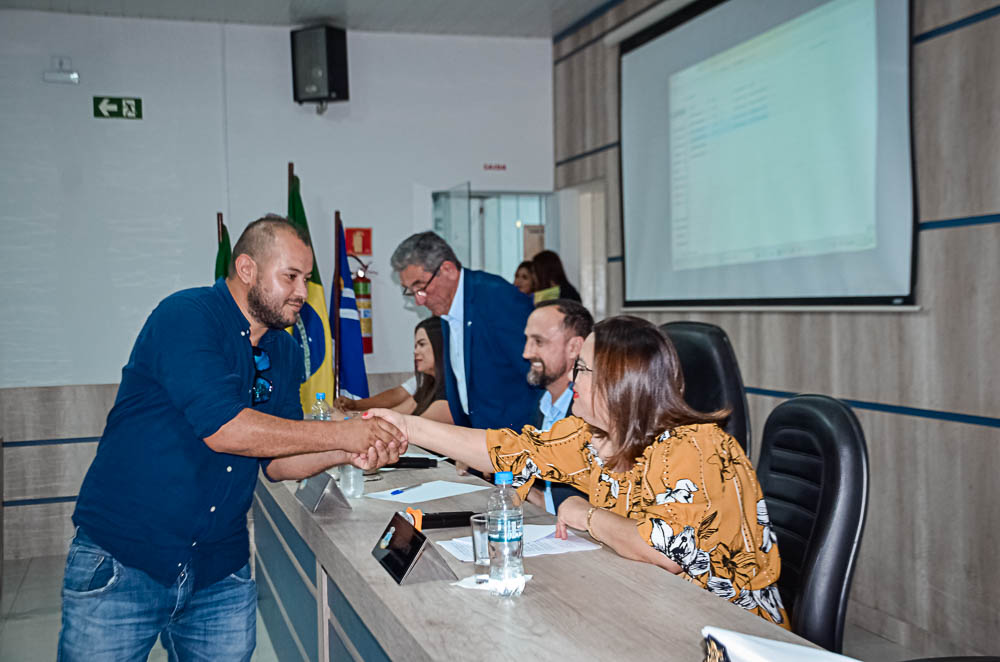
[93,96,142,120]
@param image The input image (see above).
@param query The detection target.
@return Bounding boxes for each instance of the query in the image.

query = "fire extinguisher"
[350,257,374,354]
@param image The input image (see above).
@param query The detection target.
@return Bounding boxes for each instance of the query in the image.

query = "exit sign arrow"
[93,96,142,120]
[98,98,117,116]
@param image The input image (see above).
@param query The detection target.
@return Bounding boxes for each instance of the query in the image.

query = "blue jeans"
[58,529,257,662]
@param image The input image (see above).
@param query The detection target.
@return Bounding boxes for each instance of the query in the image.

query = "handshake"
[340,409,412,471]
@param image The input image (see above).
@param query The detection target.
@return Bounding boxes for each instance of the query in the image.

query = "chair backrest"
[659,321,751,454]
[757,395,869,653]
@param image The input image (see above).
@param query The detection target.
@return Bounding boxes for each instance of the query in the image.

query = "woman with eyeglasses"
[368,315,787,626]
[336,317,452,423]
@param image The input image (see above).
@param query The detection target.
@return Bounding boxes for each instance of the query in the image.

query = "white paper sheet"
[701,627,861,662]
[365,480,489,504]
[437,528,600,563]
[437,538,475,562]
[524,530,600,556]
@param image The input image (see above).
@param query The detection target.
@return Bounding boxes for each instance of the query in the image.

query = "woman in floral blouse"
[368,315,787,626]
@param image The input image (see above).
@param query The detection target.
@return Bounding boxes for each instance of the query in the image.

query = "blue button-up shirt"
[73,278,304,589]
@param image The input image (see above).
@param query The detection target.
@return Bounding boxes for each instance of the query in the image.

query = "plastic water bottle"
[310,394,342,481]
[310,393,332,421]
[487,471,524,598]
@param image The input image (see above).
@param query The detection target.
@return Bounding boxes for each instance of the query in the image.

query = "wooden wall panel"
[3,442,96,502]
[554,43,614,161]
[552,0,1000,655]
[0,384,117,443]
[3,502,75,560]
[635,225,1000,417]
[849,411,1000,657]
[0,372,416,560]
[748,392,1000,657]
[914,16,1000,219]
[913,0,999,34]
[552,0,661,59]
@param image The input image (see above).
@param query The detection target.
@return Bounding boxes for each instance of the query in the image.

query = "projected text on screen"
[668,0,877,272]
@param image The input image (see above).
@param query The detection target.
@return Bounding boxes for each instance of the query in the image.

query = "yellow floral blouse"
[486,416,788,627]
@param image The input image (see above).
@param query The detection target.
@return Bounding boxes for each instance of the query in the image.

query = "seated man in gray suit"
[522,298,594,513]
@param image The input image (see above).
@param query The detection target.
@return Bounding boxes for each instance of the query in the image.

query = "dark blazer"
[531,392,588,512]
[441,269,540,430]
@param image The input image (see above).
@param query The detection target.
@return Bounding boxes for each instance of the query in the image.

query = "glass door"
[433,182,472,266]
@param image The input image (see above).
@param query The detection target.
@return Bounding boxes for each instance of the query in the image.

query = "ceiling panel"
[0,0,615,37]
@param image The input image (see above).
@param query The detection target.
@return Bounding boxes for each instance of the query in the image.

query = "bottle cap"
[494,471,513,485]
[317,393,326,400]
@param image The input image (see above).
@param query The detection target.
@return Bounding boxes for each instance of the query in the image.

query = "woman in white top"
[336,317,452,423]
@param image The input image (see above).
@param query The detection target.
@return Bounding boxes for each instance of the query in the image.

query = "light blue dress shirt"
[539,385,574,431]
[441,269,469,414]
[539,384,574,514]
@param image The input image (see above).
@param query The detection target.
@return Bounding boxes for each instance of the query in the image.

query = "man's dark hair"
[535,298,594,340]
[229,214,311,277]
[390,231,462,273]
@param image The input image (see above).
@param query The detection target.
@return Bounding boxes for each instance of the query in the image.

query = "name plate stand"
[296,472,352,513]
[372,513,457,585]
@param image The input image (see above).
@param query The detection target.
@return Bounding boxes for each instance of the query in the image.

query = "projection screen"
[619,0,915,307]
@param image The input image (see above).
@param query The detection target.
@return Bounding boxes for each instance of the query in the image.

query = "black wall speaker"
[291,25,349,103]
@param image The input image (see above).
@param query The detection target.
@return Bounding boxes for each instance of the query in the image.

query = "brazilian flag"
[286,175,335,413]
[214,221,231,280]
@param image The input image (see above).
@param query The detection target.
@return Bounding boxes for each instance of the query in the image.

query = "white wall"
[0,10,554,387]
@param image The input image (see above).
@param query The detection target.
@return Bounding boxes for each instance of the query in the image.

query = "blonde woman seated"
[337,317,452,423]
[369,316,787,626]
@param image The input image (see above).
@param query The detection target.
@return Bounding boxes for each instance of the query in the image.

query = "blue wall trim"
[3,495,77,507]
[554,0,625,43]
[913,4,1000,43]
[256,557,304,662]
[746,387,1000,429]
[328,623,353,662]
[327,576,391,662]
[919,212,1000,231]
[3,436,100,448]
[555,141,619,167]
[253,500,319,662]
[254,482,317,586]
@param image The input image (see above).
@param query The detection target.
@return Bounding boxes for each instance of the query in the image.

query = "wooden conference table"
[252,453,815,662]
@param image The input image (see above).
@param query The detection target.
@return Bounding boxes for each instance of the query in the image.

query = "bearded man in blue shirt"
[59,216,404,662]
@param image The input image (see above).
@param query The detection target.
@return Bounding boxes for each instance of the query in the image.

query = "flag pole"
[287,162,294,199]
[216,212,223,243]
[333,211,343,398]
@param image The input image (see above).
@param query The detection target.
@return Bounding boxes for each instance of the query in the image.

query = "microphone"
[399,508,475,531]
[386,457,438,469]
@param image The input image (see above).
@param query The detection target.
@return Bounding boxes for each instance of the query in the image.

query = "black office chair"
[756,395,869,653]
[659,321,751,454]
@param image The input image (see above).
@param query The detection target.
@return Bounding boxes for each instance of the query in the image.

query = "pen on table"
[390,482,423,495]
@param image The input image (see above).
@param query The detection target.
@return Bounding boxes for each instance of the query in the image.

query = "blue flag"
[331,225,370,399]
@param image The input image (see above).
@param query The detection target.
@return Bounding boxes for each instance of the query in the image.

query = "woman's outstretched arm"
[365,408,493,473]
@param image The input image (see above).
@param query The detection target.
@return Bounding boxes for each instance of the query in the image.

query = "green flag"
[286,175,335,411]
[215,222,232,280]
